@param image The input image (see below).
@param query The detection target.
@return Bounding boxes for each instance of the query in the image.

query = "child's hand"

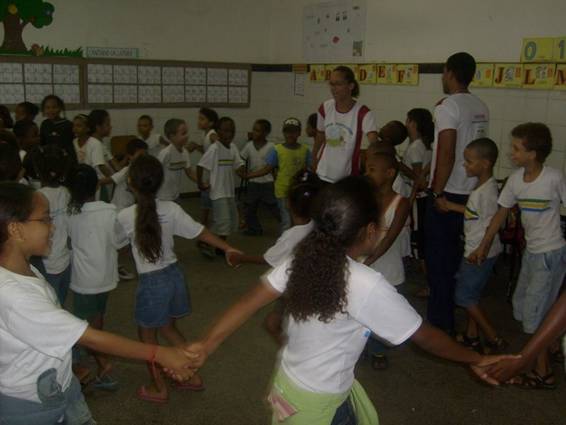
[225,248,244,268]
[183,341,208,369]
[483,355,527,383]
[470,354,522,386]
[198,183,210,192]
[467,246,487,265]
[435,197,450,212]
[157,346,199,382]
[210,133,219,143]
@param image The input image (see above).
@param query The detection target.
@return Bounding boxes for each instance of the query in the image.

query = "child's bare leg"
[534,350,553,380]
[138,326,167,397]
[89,314,112,377]
[466,304,498,342]
[465,315,479,338]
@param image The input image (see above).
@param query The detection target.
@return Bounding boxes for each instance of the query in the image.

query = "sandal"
[483,337,508,355]
[371,354,389,371]
[455,334,482,353]
[514,371,556,390]
[136,385,168,404]
[93,374,119,392]
[549,348,565,364]
[172,375,206,391]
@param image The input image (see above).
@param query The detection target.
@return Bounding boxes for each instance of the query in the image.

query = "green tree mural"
[0,0,54,52]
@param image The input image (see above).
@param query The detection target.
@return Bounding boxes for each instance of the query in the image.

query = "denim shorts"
[0,369,95,425]
[200,190,212,210]
[513,245,566,334]
[454,256,498,308]
[45,264,71,307]
[211,197,238,236]
[135,262,191,328]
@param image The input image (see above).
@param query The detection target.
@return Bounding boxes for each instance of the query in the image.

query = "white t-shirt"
[117,200,204,274]
[316,99,377,183]
[368,195,406,286]
[144,133,164,157]
[498,167,566,254]
[73,137,106,179]
[0,266,87,402]
[267,257,422,394]
[67,201,128,294]
[39,186,71,274]
[200,129,217,185]
[430,94,489,195]
[111,165,134,211]
[198,142,244,201]
[157,144,191,201]
[240,141,275,184]
[464,177,503,258]
[264,221,314,267]
[403,139,432,198]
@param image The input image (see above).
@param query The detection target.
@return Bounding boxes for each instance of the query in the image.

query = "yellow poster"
[357,64,377,84]
[309,65,326,82]
[493,64,523,88]
[555,64,566,90]
[395,64,419,85]
[376,64,395,84]
[521,38,554,62]
[522,63,555,89]
[470,63,494,88]
[554,37,566,63]
[323,64,358,81]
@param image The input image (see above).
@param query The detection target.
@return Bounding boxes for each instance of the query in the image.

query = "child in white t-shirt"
[157,118,195,202]
[138,114,168,157]
[231,171,321,344]
[438,138,505,353]
[67,164,128,391]
[31,145,72,306]
[117,154,240,402]
[181,176,506,424]
[198,117,246,244]
[0,182,198,423]
[363,150,411,370]
[471,123,566,389]
[240,119,279,236]
[72,114,110,180]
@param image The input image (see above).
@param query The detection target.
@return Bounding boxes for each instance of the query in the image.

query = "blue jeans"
[425,193,468,332]
[454,256,497,308]
[45,264,71,307]
[244,182,280,233]
[331,398,357,425]
[0,369,95,425]
[277,197,291,233]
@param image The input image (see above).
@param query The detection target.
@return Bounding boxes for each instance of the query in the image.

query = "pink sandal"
[136,385,168,404]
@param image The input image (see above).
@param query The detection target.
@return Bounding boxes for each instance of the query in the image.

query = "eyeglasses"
[27,216,53,225]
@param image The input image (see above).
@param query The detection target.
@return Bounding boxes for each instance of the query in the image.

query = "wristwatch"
[428,189,442,200]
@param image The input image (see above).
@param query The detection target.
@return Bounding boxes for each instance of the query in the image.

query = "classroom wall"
[4,0,566,191]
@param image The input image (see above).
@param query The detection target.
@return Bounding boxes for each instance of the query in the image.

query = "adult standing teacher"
[426,52,489,333]
[313,66,379,183]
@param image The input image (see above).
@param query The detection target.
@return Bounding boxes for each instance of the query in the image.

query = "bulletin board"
[0,56,83,108]
[0,57,251,109]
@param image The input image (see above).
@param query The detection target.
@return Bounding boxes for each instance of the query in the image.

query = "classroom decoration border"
[0,56,251,108]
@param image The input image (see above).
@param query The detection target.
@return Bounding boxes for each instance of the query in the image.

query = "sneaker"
[118,266,135,281]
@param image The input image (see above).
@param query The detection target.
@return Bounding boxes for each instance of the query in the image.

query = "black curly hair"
[285,176,379,323]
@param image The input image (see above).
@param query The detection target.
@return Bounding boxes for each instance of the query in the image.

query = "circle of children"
[0,51,564,425]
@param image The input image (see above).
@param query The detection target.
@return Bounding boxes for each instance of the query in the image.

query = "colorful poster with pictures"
[303,0,367,62]
[521,38,554,63]
[357,64,376,84]
[470,64,494,88]
[555,64,566,90]
[522,63,555,89]
[394,64,418,85]
[309,64,326,82]
[376,64,395,84]
[493,64,523,88]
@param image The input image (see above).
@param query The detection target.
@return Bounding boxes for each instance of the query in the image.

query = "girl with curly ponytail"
[117,154,242,402]
[184,176,510,424]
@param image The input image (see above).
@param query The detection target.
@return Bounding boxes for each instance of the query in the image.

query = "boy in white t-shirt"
[198,117,245,246]
[438,138,505,353]
[72,114,110,180]
[157,119,195,202]
[471,123,566,389]
[138,114,168,157]
[240,119,280,236]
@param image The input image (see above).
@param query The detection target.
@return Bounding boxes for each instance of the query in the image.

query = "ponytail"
[128,155,164,263]
[285,176,379,323]
[407,108,434,150]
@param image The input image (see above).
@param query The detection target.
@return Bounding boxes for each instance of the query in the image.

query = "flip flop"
[136,386,168,404]
[172,379,206,392]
